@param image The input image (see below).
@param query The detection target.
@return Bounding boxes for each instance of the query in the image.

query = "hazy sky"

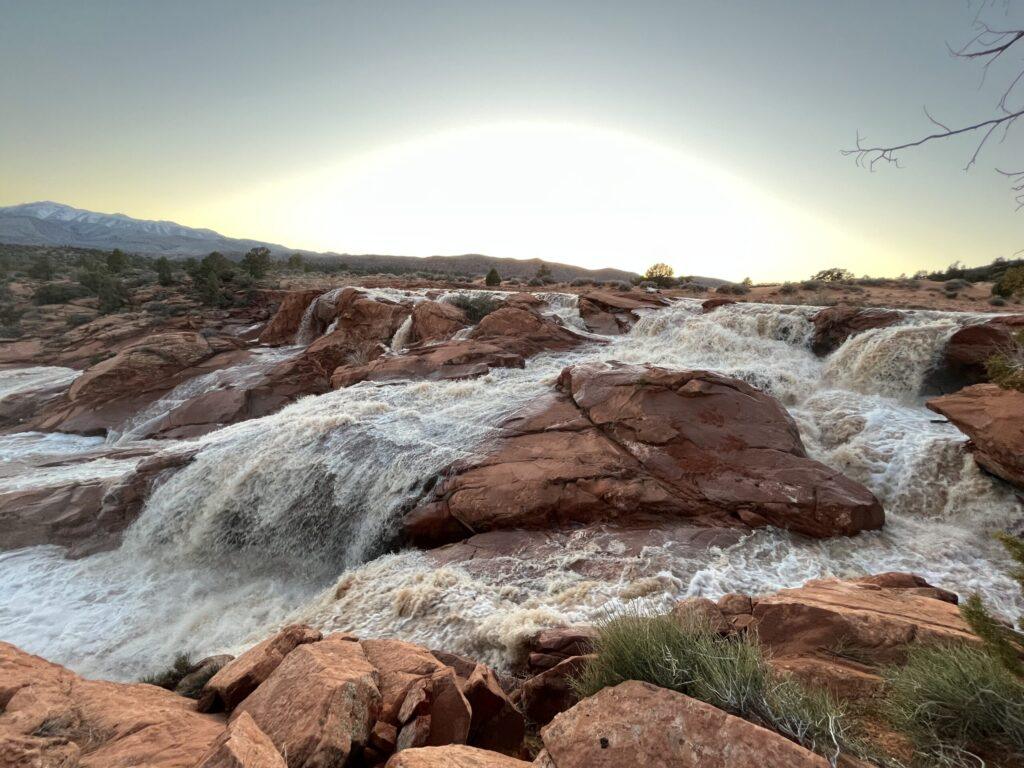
[2,0,1022,280]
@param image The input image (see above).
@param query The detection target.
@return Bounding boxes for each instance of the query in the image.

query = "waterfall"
[1,293,1020,678]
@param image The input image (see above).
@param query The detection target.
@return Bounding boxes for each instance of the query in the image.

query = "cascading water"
[1,292,1020,679]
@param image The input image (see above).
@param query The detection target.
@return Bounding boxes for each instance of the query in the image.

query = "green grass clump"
[885,643,1024,766]
[985,330,1024,393]
[571,610,862,763]
[140,652,194,691]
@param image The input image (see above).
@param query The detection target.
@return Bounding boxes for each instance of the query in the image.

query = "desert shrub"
[140,652,194,691]
[856,277,889,287]
[527,277,544,287]
[985,331,1024,393]
[485,268,501,286]
[990,295,1008,306]
[811,267,854,283]
[33,282,89,305]
[28,255,55,281]
[801,279,823,291]
[605,280,632,291]
[445,293,503,323]
[572,611,861,761]
[885,643,1024,765]
[569,278,592,287]
[0,322,22,338]
[716,283,750,295]
[993,266,1024,298]
[778,282,798,295]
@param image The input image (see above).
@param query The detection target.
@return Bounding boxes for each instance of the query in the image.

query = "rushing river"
[0,293,1020,679]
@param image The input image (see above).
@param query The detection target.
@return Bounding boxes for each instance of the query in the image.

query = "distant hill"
[0,201,639,282]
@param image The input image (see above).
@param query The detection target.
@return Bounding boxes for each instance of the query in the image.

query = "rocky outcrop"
[199,625,323,713]
[0,641,225,768]
[577,290,667,335]
[700,297,735,313]
[195,712,286,768]
[385,745,531,767]
[410,301,468,344]
[332,307,587,388]
[923,314,1024,393]
[538,680,828,767]
[927,383,1024,490]
[258,289,324,345]
[405,362,883,547]
[810,306,901,356]
[233,634,381,768]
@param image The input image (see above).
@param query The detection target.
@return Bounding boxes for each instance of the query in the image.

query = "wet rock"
[332,307,586,388]
[199,625,323,713]
[384,745,532,767]
[577,291,667,335]
[233,633,381,768]
[810,306,901,356]
[927,383,1024,490]
[700,297,735,313]
[525,628,598,673]
[926,314,1024,392]
[195,712,287,768]
[410,301,469,344]
[405,362,883,547]
[258,289,324,345]
[176,655,235,698]
[539,680,828,767]
[0,641,224,768]
[0,479,109,552]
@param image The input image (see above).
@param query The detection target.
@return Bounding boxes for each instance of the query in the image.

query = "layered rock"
[409,301,468,344]
[0,641,225,768]
[195,712,286,768]
[405,362,883,546]
[385,745,531,767]
[577,290,667,335]
[927,383,1024,490]
[332,307,586,388]
[809,306,901,356]
[538,680,827,767]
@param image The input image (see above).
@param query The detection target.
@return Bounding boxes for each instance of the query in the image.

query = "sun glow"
[196,123,890,281]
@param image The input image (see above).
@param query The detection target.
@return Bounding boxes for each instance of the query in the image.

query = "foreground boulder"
[809,306,901,356]
[385,745,531,767]
[195,712,286,768]
[0,641,224,767]
[927,383,1024,490]
[233,634,381,768]
[537,680,827,767]
[405,362,883,546]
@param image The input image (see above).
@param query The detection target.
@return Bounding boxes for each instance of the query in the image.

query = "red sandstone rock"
[512,655,592,726]
[411,301,469,344]
[385,745,532,767]
[700,297,735,313]
[199,625,323,713]
[232,634,380,768]
[927,314,1024,391]
[927,383,1024,490]
[258,290,324,345]
[0,641,224,768]
[404,362,883,546]
[577,291,667,335]
[195,712,287,768]
[539,680,828,767]
[810,306,902,356]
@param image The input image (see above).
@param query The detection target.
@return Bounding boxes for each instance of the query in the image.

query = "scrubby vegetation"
[445,293,503,323]
[140,653,194,692]
[884,643,1024,766]
[571,610,863,762]
[985,331,1024,393]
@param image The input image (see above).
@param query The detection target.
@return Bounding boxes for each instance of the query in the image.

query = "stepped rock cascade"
[0,291,1021,679]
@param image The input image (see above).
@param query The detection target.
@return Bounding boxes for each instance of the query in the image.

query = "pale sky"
[1,1,1022,280]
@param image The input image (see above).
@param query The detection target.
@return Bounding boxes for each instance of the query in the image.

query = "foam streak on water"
[0,294,1020,678]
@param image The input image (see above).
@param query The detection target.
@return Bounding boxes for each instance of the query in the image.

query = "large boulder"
[538,680,828,767]
[926,314,1024,391]
[404,362,883,546]
[0,641,225,768]
[927,383,1024,490]
[385,745,531,767]
[258,289,325,345]
[409,301,469,344]
[512,655,592,726]
[810,306,901,356]
[195,712,287,768]
[199,625,323,713]
[233,634,381,768]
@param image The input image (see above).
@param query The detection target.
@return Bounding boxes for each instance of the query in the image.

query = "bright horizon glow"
[187,123,897,281]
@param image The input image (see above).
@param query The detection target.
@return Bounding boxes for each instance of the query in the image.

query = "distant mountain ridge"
[0,200,641,282]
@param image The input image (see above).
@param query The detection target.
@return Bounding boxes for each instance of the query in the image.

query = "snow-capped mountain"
[0,201,289,256]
